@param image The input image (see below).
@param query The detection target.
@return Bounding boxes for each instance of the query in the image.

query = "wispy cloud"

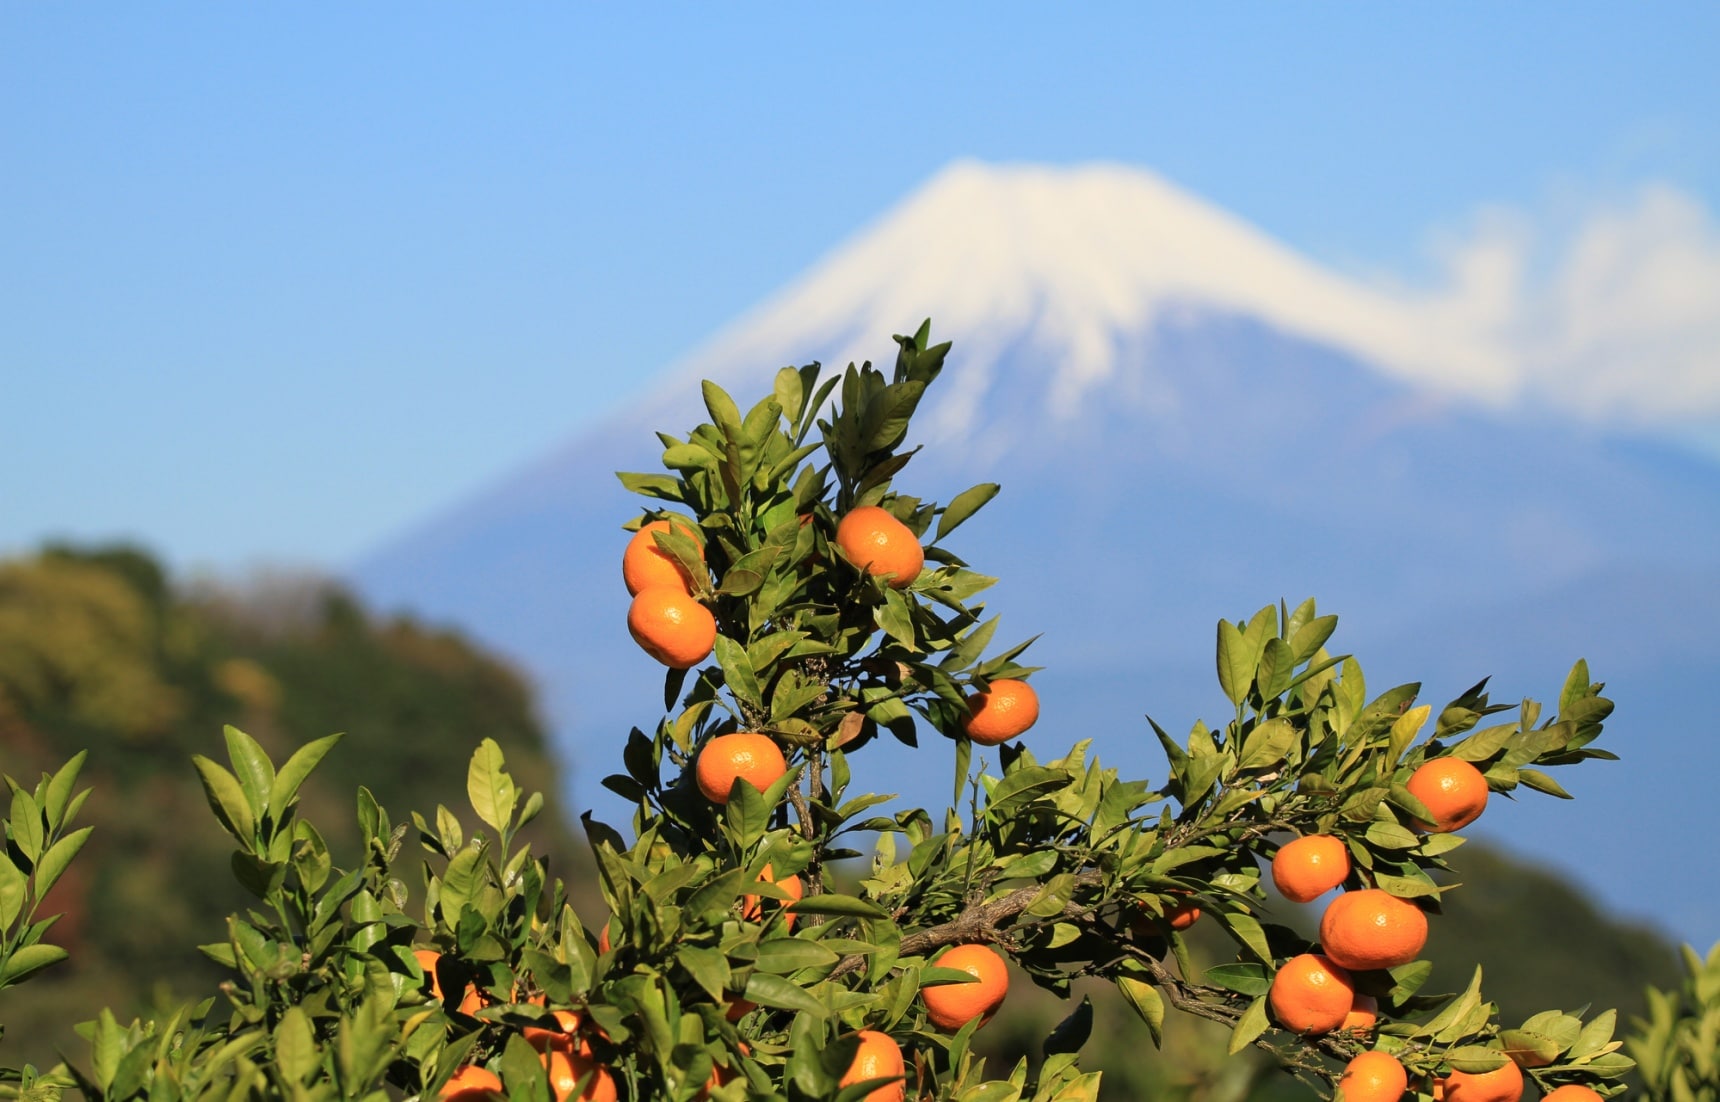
[1415,186,1720,424]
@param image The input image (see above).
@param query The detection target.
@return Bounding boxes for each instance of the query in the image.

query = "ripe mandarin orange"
[1272,834,1351,903]
[1440,1059,1524,1102]
[839,1030,907,1102]
[415,949,485,1015]
[627,587,717,669]
[695,732,787,803]
[1319,889,1428,971]
[440,1066,504,1102]
[1339,1051,1408,1102]
[1406,757,1490,833]
[1341,992,1380,1032]
[836,505,923,588]
[622,517,703,596]
[1540,1087,1603,1102]
[741,863,805,928]
[1268,953,1355,1034]
[543,1049,617,1102]
[698,1041,750,1099]
[922,944,1009,1031]
[522,1010,592,1055]
[961,679,1040,746]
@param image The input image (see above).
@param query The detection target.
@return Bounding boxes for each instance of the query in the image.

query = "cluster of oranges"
[611,504,1032,1100]
[624,518,717,670]
[1263,753,1505,1100]
[419,951,617,1102]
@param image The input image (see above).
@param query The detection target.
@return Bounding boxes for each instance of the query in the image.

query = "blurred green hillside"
[0,545,596,1067]
[0,545,1685,1097]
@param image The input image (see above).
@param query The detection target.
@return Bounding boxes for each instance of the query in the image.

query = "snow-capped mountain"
[352,162,1720,948]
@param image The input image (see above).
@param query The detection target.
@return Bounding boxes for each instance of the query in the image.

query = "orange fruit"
[415,949,485,1015]
[1540,1088,1603,1102]
[698,1041,750,1100]
[723,996,756,1022]
[1341,992,1380,1032]
[440,1065,503,1102]
[622,517,703,596]
[741,863,805,928]
[596,925,612,954]
[523,1010,592,1055]
[921,944,1008,1031]
[543,1049,617,1102]
[1338,1051,1408,1102]
[1319,889,1428,971]
[1406,757,1490,833]
[627,587,717,669]
[1439,1058,1524,1102]
[1268,953,1355,1034]
[838,1030,907,1102]
[1166,898,1201,930]
[1272,834,1351,903]
[695,732,787,803]
[836,505,923,588]
[961,679,1040,746]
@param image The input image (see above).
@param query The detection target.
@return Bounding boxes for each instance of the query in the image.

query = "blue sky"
[4,4,1718,570]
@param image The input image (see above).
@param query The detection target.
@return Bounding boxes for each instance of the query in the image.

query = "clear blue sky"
[4,4,1717,570]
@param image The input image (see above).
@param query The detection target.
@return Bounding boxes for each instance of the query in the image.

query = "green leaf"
[986,766,1070,818]
[440,845,484,919]
[675,945,730,1001]
[1214,910,1273,965]
[876,589,918,649]
[755,938,840,974]
[222,726,275,823]
[1446,1046,1510,1073]
[467,738,518,835]
[6,783,42,864]
[1568,1009,1617,1060]
[192,755,256,845]
[1216,620,1252,706]
[615,471,684,501]
[1227,996,1269,1055]
[936,483,1000,540]
[714,635,764,713]
[1559,659,1591,715]
[703,380,745,442]
[42,750,87,831]
[1237,718,1296,771]
[1499,1029,1562,1068]
[1257,638,1296,700]
[787,893,888,919]
[267,733,343,820]
[32,825,92,899]
[275,1007,318,1086]
[743,972,828,1016]
[1517,768,1573,798]
[0,853,28,928]
[1117,977,1165,1047]
[0,942,68,986]
[1204,963,1272,996]
[1289,614,1338,664]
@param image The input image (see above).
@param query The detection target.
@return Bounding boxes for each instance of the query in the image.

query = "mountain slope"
[352,162,1720,949]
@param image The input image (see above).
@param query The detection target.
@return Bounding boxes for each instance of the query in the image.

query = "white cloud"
[1418,185,1720,424]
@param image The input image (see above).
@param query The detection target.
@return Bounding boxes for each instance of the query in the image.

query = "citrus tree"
[1,322,1643,1102]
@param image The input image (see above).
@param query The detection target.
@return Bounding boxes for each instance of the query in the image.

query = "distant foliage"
[1629,943,1720,1102]
[0,547,583,1068]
